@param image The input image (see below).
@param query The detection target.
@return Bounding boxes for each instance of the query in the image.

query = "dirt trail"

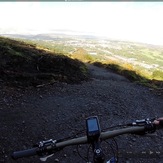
[87,64,129,82]
[0,64,163,163]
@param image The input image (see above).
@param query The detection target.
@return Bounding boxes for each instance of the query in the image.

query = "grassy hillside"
[93,61,163,89]
[0,36,89,87]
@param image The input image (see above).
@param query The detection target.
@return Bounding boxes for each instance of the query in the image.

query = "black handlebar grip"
[11,147,38,160]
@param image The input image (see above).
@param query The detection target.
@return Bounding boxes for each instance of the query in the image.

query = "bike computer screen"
[86,116,101,142]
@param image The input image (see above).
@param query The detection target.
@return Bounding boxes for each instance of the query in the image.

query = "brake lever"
[127,117,157,126]
[126,117,157,135]
[134,118,151,126]
[40,154,54,162]
[34,139,58,161]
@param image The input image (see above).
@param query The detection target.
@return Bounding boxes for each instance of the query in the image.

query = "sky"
[0,2,163,45]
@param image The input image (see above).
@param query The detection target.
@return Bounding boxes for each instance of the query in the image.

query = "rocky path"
[0,64,163,163]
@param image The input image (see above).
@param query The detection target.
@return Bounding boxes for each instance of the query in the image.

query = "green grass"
[93,61,163,89]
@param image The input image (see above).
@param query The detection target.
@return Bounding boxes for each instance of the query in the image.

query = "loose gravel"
[0,64,163,163]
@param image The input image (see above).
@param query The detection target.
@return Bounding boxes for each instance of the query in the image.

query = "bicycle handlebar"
[11,126,146,159]
[56,126,145,148]
[12,118,163,160]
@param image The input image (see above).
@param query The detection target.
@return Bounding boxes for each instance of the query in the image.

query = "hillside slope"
[0,37,89,86]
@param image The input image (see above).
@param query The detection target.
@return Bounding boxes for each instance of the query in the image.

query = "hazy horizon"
[0,2,163,45]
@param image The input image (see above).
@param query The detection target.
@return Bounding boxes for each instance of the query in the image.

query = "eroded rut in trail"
[0,64,163,163]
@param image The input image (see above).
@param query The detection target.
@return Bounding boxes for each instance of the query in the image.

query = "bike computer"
[86,116,101,142]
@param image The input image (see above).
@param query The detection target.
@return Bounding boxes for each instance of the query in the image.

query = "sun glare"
[0,2,163,45]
